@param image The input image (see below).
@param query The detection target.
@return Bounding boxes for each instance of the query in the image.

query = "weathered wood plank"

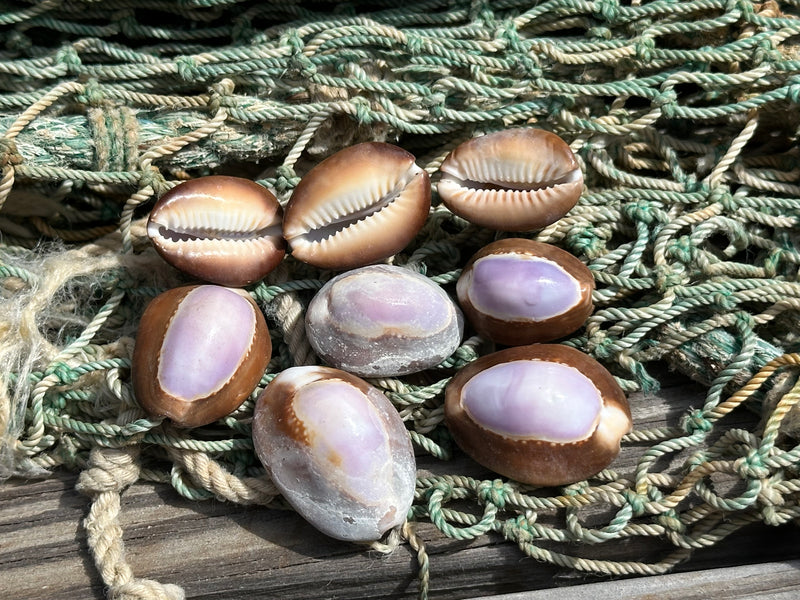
[483,560,800,600]
[2,373,798,599]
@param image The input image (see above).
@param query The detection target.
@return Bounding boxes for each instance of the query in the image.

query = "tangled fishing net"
[1,0,799,598]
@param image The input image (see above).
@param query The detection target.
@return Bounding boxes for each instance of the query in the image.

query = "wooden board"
[2,372,799,599]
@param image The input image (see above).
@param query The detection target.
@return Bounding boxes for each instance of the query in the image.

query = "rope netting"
[1,0,799,598]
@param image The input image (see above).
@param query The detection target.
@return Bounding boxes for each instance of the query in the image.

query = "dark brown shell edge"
[457,238,595,345]
[444,344,632,487]
[132,285,272,428]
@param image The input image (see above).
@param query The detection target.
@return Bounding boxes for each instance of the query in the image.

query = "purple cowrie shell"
[147,176,286,286]
[283,142,431,270]
[437,129,583,231]
[132,285,271,428]
[445,344,631,487]
[305,264,464,377]
[252,366,416,542]
[457,239,594,345]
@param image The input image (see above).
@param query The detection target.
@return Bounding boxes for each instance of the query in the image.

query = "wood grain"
[2,372,799,599]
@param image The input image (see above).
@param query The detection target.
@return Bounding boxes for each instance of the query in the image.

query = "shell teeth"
[151,221,283,243]
[294,169,422,245]
[156,206,277,235]
[443,165,580,192]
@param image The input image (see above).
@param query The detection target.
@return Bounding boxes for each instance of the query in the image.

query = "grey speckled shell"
[305,264,464,377]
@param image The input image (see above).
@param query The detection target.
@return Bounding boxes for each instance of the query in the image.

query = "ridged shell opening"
[148,220,284,242]
[289,165,425,245]
[440,165,581,193]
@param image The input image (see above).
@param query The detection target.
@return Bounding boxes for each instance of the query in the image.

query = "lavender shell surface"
[283,142,431,270]
[253,366,416,542]
[445,345,632,487]
[132,285,271,428]
[437,128,583,231]
[147,175,285,286]
[305,264,464,377]
[457,239,594,345]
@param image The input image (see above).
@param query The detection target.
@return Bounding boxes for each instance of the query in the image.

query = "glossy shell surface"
[253,366,416,542]
[147,175,285,286]
[283,142,431,270]
[437,129,583,231]
[457,239,594,345]
[132,285,271,428]
[306,265,464,376]
[445,345,631,486]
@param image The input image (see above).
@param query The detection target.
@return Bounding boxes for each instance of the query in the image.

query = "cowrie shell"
[437,129,583,231]
[305,264,464,376]
[457,238,594,345]
[132,285,271,428]
[283,142,431,270]
[147,176,286,286]
[445,344,631,487]
[253,365,416,542]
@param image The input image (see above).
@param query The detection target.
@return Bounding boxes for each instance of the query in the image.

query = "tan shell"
[437,129,583,231]
[147,176,285,287]
[283,142,431,270]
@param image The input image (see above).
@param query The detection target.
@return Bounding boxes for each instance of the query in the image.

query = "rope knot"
[55,44,82,74]
[623,199,657,225]
[634,36,656,63]
[426,481,454,505]
[422,91,447,120]
[76,446,141,496]
[682,409,713,435]
[657,511,686,534]
[587,26,613,40]
[495,22,522,52]
[621,489,648,515]
[566,224,607,258]
[281,29,317,78]
[666,235,695,263]
[138,166,168,196]
[711,289,737,311]
[469,1,495,26]
[476,479,512,509]
[109,578,185,600]
[593,0,621,23]
[0,138,22,168]
[208,78,235,113]
[753,37,780,65]
[350,96,373,125]
[709,185,735,209]
[588,334,616,360]
[513,55,542,79]
[654,87,678,117]
[405,32,424,56]
[76,78,107,106]
[45,361,81,384]
[654,263,686,292]
[274,164,300,193]
[175,56,199,81]
[735,449,771,481]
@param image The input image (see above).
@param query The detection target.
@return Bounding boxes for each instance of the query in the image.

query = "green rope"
[1,0,799,594]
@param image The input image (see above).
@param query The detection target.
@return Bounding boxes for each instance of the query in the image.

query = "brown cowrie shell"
[283,142,431,270]
[132,285,271,428]
[445,344,632,487]
[437,128,583,231]
[147,175,286,286]
[457,238,594,345]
